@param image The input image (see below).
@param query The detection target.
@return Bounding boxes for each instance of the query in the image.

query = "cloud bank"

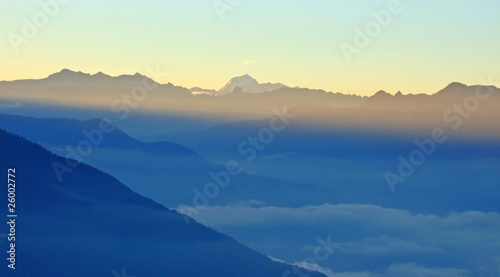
[178,204,500,276]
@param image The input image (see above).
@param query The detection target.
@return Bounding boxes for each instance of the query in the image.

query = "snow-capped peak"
[216,74,286,95]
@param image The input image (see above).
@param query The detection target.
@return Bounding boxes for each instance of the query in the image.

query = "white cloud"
[241,60,255,65]
[177,203,500,275]
[295,262,337,277]
[267,255,288,264]
[386,263,472,277]
[330,272,383,277]
[296,262,385,277]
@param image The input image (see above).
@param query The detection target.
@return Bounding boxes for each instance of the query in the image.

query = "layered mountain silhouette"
[0,129,325,277]
[0,69,365,122]
[0,114,342,208]
[152,83,500,215]
[166,114,500,214]
[1,71,499,215]
[0,114,196,156]
[1,70,499,276]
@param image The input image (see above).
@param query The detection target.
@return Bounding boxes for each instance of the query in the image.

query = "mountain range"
[3,69,496,104]
[1,70,499,276]
[0,128,325,277]
[0,113,342,209]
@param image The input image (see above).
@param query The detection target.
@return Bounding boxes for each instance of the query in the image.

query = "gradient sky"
[1,0,499,96]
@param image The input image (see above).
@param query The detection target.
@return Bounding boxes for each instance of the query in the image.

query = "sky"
[1,0,499,96]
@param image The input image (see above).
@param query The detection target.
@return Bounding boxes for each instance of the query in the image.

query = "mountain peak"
[435,82,471,96]
[447,82,468,88]
[217,74,286,95]
[59,68,74,74]
[230,74,259,83]
[49,69,91,79]
[92,71,112,78]
[363,90,393,105]
[373,90,391,97]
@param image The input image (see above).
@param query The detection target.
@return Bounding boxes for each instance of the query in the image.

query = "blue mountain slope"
[0,129,325,277]
[0,114,196,156]
[0,114,343,208]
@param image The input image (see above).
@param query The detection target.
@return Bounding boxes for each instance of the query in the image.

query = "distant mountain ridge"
[0,113,197,156]
[44,68,160,88]
[3,69,497,99]
[0,69,366,121]
[363,82,500,107]
[1,69,498,128]
[3,68,193,97]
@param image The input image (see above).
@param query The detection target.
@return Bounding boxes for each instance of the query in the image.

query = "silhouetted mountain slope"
[44,69,193,97]
[362,83,500,112]
[0,129,325,277]
[0,114,196,156]
[0,114,342,209]
[0,68,192,100]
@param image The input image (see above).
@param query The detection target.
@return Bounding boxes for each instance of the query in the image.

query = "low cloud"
[386,263,473,277]
[177,204,500,276]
